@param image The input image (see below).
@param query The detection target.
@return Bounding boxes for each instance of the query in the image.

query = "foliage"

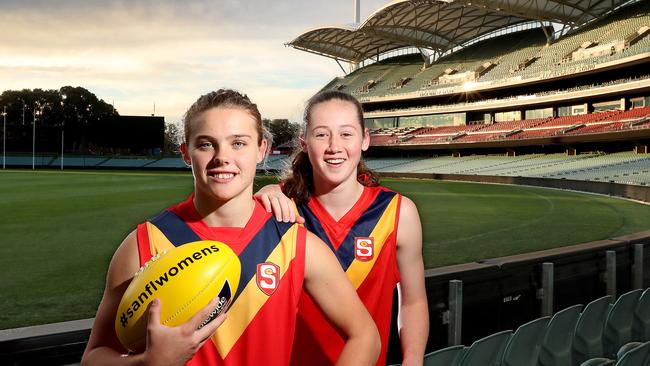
[0,86,118,153]
[263,118,300,147]
[163,122,182,154]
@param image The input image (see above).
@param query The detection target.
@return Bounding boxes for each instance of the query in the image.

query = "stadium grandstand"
[286,0,650,188]
[286,1,650,365]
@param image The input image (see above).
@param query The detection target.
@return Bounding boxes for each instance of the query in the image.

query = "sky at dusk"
[0,0,388,124]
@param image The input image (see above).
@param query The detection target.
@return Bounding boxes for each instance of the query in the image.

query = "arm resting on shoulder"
[254,183,304,224]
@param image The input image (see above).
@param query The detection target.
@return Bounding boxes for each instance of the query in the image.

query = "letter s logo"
[256,263,279,296]
[355,237,374,262]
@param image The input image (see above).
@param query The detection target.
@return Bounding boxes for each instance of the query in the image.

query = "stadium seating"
[579,341,650,366]
[366,105,650,148]
[578,358,616,366]
[539,304,584,366]
[145,158,188,169]
[369,134,398,146]
[501,316,550,366]
[566,122,628,135]
[414,288,650,366]
[613,106,650,121]
[333,2,650,102]
[573,295,614,365]
[49,156,108,168]
[98,158,152,168]
[5,154,55,167]
[454,132,503,142]
[422,344,465,366]
[457,330,512,366]
[360,151,650,186]
[603,289,643,358]
[634,288,650,341]
[477,118,550,132]
[613,341,650,366]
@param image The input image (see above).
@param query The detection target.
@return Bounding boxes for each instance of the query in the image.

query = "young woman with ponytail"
[257,90,429,366]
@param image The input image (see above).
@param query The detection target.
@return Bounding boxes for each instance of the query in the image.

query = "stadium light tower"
[2,106,6,169]
[60,95,66,170]
[354,0,360,24]
[350,0,361,72]
[32,103,43,170]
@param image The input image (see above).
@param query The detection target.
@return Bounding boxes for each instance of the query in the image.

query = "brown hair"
[282,90,378,205]
[182,89,265,145]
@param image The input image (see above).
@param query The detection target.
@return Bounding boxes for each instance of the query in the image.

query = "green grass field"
[2,170,650,330]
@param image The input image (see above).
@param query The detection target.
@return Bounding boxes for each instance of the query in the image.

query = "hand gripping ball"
[115,240,241,352]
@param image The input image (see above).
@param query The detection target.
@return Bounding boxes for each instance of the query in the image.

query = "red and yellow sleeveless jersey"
[290,185,401,366]
[136,194,306,366]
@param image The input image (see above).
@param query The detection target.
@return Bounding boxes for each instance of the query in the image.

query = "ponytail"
[281,150,313,205]
[357,160,379,187]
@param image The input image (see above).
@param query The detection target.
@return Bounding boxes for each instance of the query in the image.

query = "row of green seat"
[579,342,650,366]
[389,287,649,366]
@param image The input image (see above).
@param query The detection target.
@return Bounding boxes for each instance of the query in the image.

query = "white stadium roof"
[287,0,635,62]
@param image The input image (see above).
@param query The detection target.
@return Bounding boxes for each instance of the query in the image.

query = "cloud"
[0,0,389,122]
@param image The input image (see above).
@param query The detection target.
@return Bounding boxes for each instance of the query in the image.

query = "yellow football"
[115,240,241,352]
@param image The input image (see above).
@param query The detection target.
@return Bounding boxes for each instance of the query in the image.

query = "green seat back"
[603,289,642,358]
[634,288,650,341]
[539,304,583,366]
[578,358,615,366]
[459,330,512,366]
[573,295,613,364]
[501,316,549,366]
[615,341,649,366]
[423,345,465,366]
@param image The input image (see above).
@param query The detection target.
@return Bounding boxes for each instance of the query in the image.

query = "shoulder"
[372,184,411,212]
[304,229,323,247]
[399,196,418,217]
[106,230,141,289]
[396,196,422,248]
[304,230,332,258]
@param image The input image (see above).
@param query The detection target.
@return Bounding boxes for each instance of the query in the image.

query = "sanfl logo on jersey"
[256,262,279,296]
[354,237,374,261]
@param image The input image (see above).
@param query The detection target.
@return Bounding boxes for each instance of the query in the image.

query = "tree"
[59,86,118,152]
[0,86,118,153]
[264,118,300,147]
[163,122,182,155]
